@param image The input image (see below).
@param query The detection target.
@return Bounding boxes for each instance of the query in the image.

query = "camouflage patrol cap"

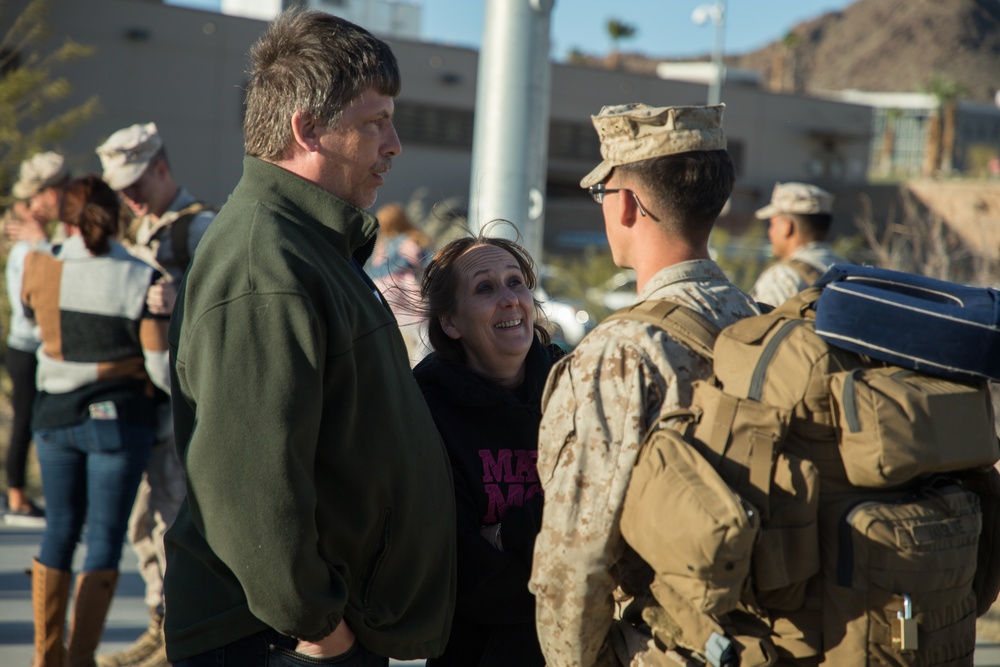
[579,103,727,189]
[96,122,163,191]
[12,152,69,199]
[755,182,834,219]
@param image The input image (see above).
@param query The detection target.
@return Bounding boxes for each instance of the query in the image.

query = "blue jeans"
[173,628,389,667]
[35,417,154,571]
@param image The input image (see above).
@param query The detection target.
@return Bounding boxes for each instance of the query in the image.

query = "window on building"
[727,139,745,177]
[393,102,475,149]
[548,120,601,161]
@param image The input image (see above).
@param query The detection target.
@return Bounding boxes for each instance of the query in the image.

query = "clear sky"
[166,0,856,60]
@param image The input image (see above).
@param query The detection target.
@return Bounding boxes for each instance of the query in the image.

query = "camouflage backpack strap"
[169,201,211,274]
[605,298,721,363]
[783,258,824,287]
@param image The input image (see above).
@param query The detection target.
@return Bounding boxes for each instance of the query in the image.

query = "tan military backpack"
[613,288,1000,667]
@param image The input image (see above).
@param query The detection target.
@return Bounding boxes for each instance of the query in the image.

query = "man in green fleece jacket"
[162,9,457,667]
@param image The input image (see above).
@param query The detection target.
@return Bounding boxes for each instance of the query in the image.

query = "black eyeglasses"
[588,184,648,217]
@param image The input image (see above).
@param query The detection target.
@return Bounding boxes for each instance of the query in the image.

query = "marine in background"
[750,182,847,308]
[94,122,215,667]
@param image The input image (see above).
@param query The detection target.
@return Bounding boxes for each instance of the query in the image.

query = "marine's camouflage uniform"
[750,241,846,308]
[129,187,215,282]
[124,187,214,615]
[529,260,760,667]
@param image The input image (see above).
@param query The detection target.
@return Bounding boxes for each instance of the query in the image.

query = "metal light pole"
[467,0,554,261]
[692,0,727,106]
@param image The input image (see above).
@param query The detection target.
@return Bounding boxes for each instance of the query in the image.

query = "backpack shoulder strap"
[169,202,210,274]
[605,299,721,363]
[784,257,824,287]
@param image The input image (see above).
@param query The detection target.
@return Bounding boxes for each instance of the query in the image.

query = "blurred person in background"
[94,121,215,667]
[750,182,847,308]
[369,202,432,365]
[21,151,71,244]
[22,174,170,667]
[3,152,69,526]
[413,229,561,667]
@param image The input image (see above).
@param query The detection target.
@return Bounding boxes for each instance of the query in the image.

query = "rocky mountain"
[589,0,1000,104]
[732,0,1000,103]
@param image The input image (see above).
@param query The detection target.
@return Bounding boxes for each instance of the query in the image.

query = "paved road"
[0,523,422,665]
[2,522,999,665]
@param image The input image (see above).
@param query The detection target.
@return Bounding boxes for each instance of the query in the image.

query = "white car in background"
[535,268,595,349]
[587,270,638,312]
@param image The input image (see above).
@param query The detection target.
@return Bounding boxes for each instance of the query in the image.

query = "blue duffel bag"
[812,265,1000,382]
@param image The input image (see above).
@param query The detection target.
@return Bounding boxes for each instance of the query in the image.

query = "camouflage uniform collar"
[638,259,729,302]
[134,186,201,247]
[164,186,198,214]
[790,241,831,258]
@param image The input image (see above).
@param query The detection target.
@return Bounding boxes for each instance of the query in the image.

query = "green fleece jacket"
[163,157,457,661]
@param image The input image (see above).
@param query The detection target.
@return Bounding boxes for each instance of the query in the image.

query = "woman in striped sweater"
[22,174,170,667]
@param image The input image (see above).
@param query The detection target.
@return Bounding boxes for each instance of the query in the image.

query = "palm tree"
[781,31,801,93]
[922,74,969,176]
[878,108,901,177]
[605,19,637,69]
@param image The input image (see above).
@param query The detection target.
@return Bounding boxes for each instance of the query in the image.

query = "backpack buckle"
[704,632,736,667]
[894,594,919,651]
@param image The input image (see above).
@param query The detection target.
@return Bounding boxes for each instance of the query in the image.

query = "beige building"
[14,0,873,256]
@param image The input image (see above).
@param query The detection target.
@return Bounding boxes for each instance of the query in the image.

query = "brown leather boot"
[31,558,72,667]
[67,569,120,667]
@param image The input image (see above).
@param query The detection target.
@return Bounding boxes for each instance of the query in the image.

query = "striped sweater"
[21,234,170,430]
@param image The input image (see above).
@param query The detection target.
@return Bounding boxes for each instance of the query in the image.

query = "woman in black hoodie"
[413,230,562,667]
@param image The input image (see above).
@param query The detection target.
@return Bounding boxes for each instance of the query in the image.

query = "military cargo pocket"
[621,423,760,616]
[822,484,979,665]
[829,367,998,488]
[752,452,820,611]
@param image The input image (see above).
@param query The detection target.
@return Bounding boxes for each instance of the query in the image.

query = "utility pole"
[692,0,727,106]
[467,0,554,261]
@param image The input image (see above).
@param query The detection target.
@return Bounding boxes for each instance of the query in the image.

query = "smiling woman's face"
[439,244,536,381]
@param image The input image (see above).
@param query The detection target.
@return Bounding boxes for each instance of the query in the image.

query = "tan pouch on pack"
[821,485,980,666]
[688,381,821,612]
[621,419,760,616]
[829,367,1000,488]
[962,466,1000,616]
[641,581,779,667]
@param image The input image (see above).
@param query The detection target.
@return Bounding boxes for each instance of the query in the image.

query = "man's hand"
[294,619,356,658]
[147,280,178,315]
[4,203,47,243]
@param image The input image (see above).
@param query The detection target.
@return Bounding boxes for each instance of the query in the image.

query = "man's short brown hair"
[243,9,402,161]
[618,149,735,244]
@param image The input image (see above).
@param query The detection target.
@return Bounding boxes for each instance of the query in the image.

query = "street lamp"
[692,0,727,106]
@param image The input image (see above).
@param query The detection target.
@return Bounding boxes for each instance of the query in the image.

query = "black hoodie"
[414,339,561,667]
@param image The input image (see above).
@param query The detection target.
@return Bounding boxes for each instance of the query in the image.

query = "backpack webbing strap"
[693,386,777,520]
[605,299,721,363]
[784,258,824,287]
[170,202,209,274]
